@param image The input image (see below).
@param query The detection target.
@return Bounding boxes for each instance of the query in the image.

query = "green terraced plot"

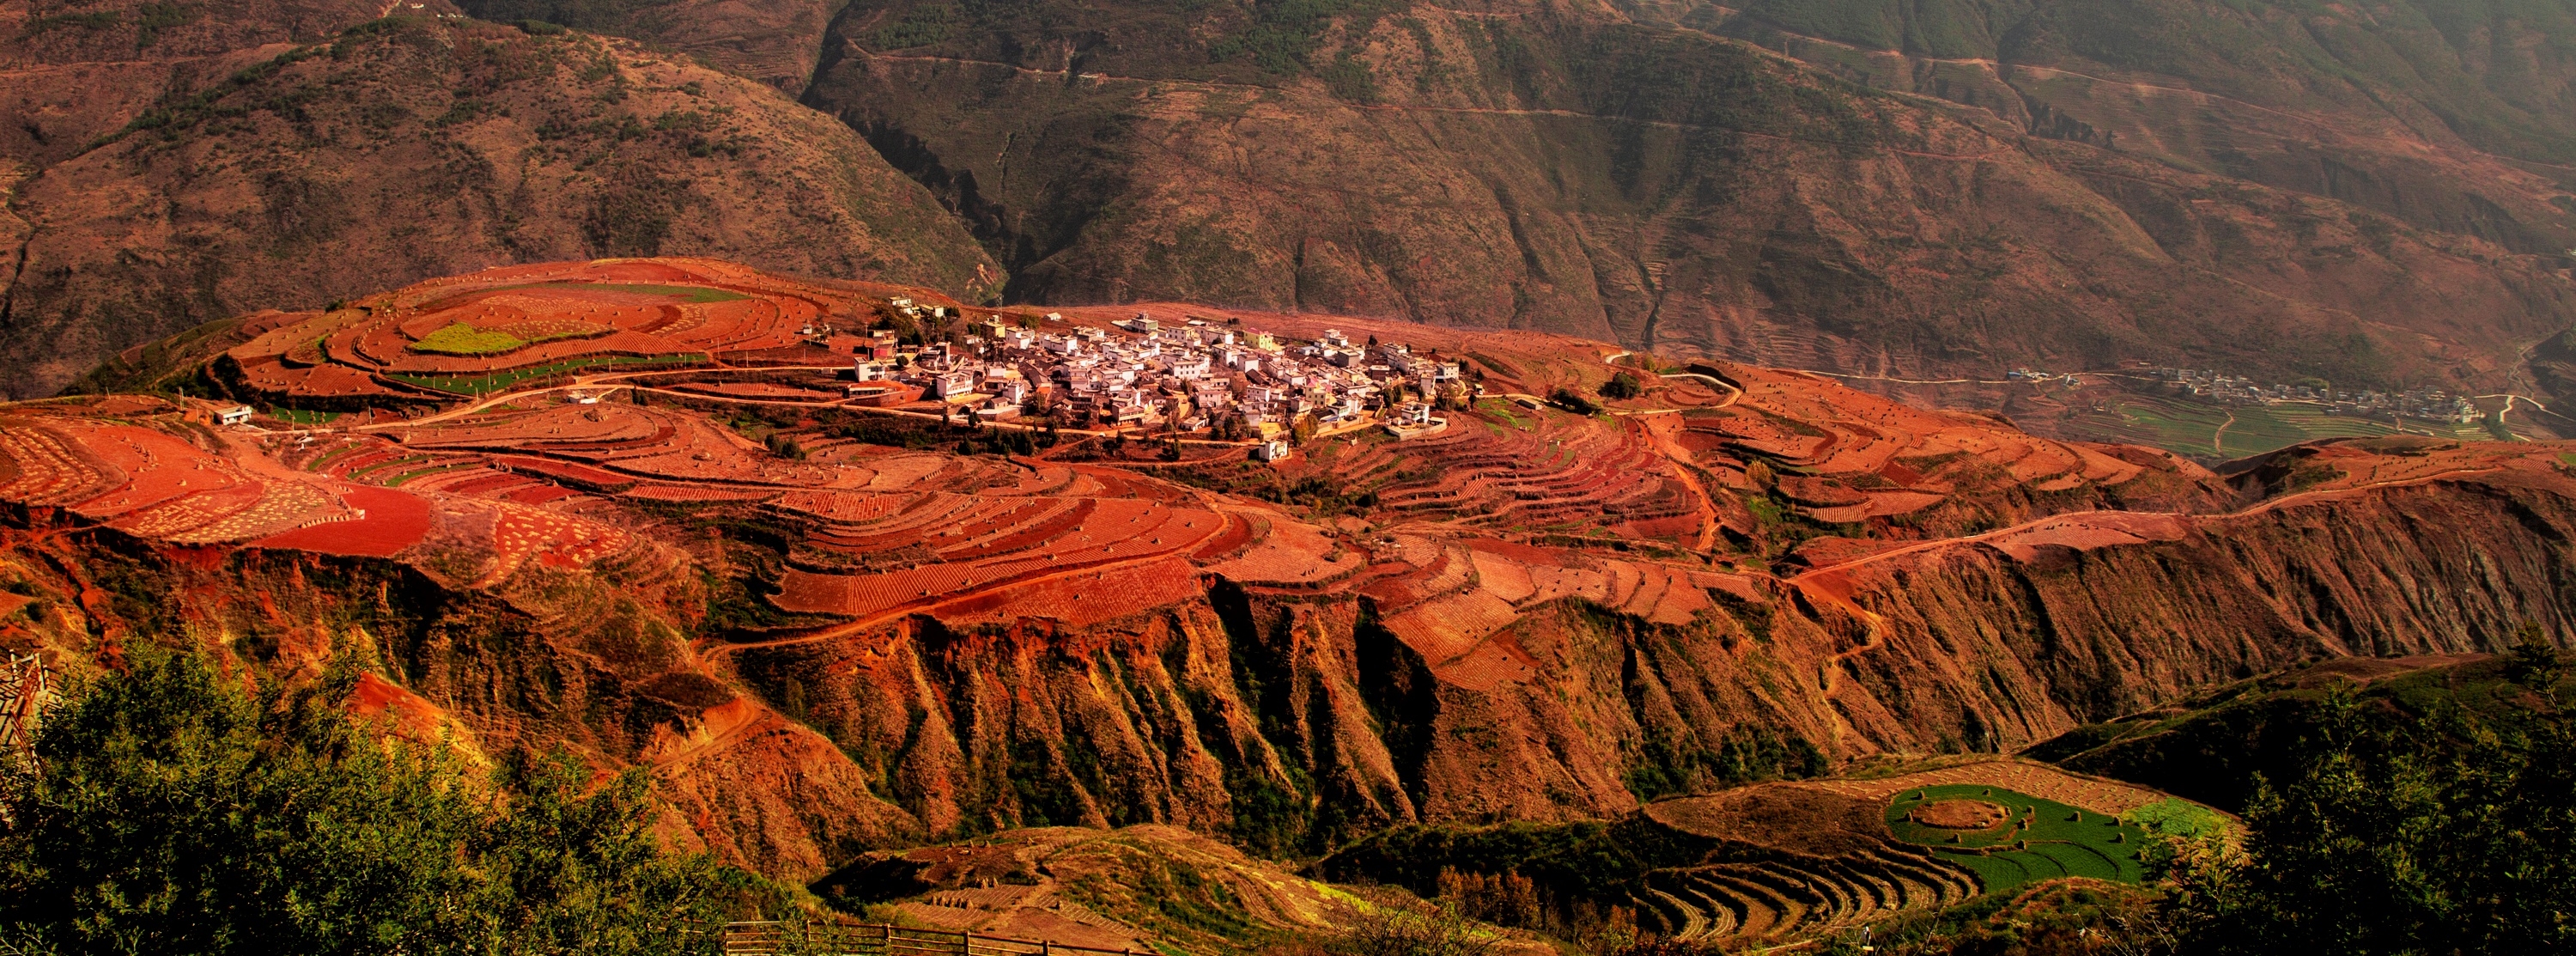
[2057,393,2502,460]
[267,408,341,424]
[411,323,528,355]
[386,354,700,396]
[1886,785,2153,895]
[497,282,749,303]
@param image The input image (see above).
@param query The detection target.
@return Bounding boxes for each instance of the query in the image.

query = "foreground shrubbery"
[1843,635,2576,956]
[2153,636,2576,955]
[0,650,771,955]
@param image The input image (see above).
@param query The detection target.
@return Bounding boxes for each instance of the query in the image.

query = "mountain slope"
[794,2,2573,393]
[0,10,997,398]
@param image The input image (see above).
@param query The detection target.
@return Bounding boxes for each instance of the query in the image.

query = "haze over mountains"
[4,0,2574,402]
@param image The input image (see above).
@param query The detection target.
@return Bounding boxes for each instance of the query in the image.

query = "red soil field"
[931,557,1204,630]
[494,455,638,492]
[252,486,432,557]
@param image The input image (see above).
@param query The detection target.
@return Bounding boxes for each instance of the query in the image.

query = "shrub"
[0,649,769,954]
[1321,892,1498,956]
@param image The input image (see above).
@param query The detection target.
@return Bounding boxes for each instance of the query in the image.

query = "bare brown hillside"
[0,11,995,398]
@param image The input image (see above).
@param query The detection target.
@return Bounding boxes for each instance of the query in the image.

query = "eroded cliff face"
[5,469,2570,881]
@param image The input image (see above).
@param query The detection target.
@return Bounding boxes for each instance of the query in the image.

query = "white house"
[216,405,255,426]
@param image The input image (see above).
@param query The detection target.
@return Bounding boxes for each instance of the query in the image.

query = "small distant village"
[2142,367,2483,424]
[823,297,1481,454]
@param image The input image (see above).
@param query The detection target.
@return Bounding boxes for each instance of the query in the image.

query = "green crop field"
[493,282,749,303]
[386,353,701,396]
[1886,785,2154,894]
[412,323,530,355]
[2057,391,2507,460]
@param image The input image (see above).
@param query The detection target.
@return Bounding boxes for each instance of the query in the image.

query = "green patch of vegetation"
[94,45,325,149]
[387,463,475,486]
[2146,634,2576,953]
[0,648,774,953]
[21,9,120,33]
[1886,784,2154,894]
[133,1,197,48]
[267,408,342,425]
[1210,0,1401,75]
[2050,390,2478,460]
[2123,797,2224,839]
[411,323,531,355]
[1317,52,1379,102]
[305,443,364,471]
[386,353,700,395]
[480,281,748,303]
[2032,632,2576,814]
[1599,370,1643,400]
[872,3,961,49]
[348,454,431,478]
[1473,398,1530,429]
[1622,724,1825,801]
[1319,816,1716,910]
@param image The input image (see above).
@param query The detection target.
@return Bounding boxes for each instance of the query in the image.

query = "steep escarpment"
[798,0,2575,392]
[8,442,2573,885]
[692,475,2576,874]
[0,15,994,398]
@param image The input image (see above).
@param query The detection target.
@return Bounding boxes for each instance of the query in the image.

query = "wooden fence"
[720,921,1156,956]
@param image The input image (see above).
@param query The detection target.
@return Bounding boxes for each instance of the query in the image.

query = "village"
[829,297,1479,454]
[2143,368,2483,424]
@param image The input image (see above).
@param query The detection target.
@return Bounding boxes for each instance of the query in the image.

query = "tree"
[1547,388,1599,415]
[1601,371,1643,400]
[2160,637,2576,955]
[0,649,765,955]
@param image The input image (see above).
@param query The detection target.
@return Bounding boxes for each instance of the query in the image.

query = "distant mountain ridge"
[4,0,2574,402]
[453,0,2576,393]
[0,2,994,398]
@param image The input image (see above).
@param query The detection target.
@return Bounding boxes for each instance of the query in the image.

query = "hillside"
[778,0,2576,395]
[0,9,996,399]
[4,259,2568,894]
[9,1,2574,409]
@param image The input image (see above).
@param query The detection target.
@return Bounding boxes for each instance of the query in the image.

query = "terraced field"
[222,258,942,404]
[1631,838,1981,944]
[1886,785,2151,894]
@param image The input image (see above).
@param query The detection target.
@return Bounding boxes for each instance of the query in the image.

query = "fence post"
[884,922,895,956]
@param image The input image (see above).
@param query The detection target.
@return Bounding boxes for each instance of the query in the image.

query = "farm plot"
[251,485,433,557]
[0,422,126,506]
[1885,784,2151,894]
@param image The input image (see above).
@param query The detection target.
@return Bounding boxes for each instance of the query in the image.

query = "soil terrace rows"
[225,259,854,400]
